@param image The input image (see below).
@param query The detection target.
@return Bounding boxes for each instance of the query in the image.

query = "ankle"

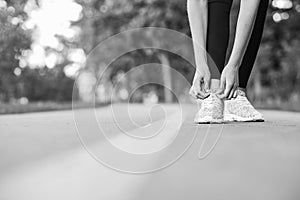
[210,79,220,93]
[237,87,246,92]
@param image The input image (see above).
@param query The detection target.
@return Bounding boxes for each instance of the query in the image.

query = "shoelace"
[201,95,214,108]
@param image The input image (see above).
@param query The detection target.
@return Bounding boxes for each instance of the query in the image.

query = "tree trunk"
[157,53,173,103]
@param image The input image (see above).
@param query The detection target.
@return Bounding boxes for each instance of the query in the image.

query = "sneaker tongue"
[236,89,246,97]
[206,89,219,94]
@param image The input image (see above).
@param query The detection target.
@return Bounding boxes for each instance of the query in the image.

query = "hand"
[217,64,239,99]
[189,67,211,99]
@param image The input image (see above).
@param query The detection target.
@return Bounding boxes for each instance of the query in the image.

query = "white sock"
[210,79,220,93]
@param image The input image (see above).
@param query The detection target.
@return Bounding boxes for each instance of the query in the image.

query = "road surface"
[0,104,300,200]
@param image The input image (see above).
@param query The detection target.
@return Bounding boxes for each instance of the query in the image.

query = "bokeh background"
[0,0,299,114]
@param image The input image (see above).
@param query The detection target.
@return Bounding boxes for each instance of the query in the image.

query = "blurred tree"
[69,0,300,106]
[19,65,74,101]
[0,0,81,103]
[75,0,192,102]
[250,0,300,103]
[0,0,31,102]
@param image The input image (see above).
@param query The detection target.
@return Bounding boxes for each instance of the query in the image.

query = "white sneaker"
[194,92,224,124]
[224,89,264,122]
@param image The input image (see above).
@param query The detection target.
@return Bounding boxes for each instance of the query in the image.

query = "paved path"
[0,104,300,200]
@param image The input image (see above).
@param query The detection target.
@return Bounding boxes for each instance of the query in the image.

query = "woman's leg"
[207,0,233,85]
[238,0,269,88]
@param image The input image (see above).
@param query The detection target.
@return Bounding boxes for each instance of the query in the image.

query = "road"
[0,104,300,200]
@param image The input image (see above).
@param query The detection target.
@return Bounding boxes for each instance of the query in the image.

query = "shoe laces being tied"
[200,91,224,119]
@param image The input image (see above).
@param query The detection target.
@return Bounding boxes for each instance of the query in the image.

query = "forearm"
[187,0,208,71]
[228,0,260,68]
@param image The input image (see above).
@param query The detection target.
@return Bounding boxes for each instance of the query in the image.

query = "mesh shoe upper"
[225,89,264,120]
[194,92,224,122]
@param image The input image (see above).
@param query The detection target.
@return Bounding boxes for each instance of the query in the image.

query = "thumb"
[204,78,211,92]
[220,76,226,90]
[217,76,226,95]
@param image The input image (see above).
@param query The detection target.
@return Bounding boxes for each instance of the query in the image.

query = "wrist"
[227,60,240,69]
[227,53,243,68]
[195,64,209,73]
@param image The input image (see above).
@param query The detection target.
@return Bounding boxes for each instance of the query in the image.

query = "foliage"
[249,0,300,103]
[0,0,300,110]
[0,0,76,103]
[75,0,300,104]
[0,0,31,102]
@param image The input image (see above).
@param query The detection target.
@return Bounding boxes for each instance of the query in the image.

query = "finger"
[216,87,224,95]
[189,85,208,99]
[228,87,236,100]
[189,92,197,99]
[197,91,210,99]
[224,83,234,99]
[189,87,197,99]
[195,78,210,99]
[216,77,226,97]
[189,87,194,95]
[233,89,238,98]
[219,82,233,99]
[203,78,211,93]
[192,88,209,99]
[193,77,202,92]
[217,77,226,95]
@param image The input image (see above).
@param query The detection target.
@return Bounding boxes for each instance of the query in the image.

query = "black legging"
[206,0,269,88]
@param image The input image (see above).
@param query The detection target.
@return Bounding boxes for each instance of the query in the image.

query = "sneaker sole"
[194,116,224,124]
[224,113,264,122]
